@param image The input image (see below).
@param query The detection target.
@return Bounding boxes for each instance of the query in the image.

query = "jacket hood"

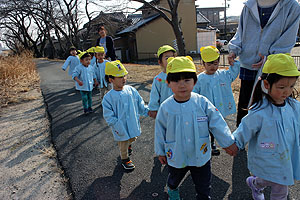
[245,0,290,8]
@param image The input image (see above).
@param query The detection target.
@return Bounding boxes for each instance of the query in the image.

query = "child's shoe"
[121,158,135,170]
[128,145,132,156]
[246,176,265,200]
[87,107,93,113]
[84,108,89,114]
[167,187,181,200]
[211,144,220,156]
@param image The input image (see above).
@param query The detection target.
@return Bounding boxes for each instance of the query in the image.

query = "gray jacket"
[229,0,300,70]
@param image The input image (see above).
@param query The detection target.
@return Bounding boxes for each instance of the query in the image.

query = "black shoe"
[84,108,89,114]
[128,145,132,156]
[211,145,220,156]
[121,158,135,170]
[87,107,93,113]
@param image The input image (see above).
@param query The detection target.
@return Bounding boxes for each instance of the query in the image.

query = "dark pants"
[167,161,212,200]
[80,91,92,109]
[236,80,256,127]
[209,132,215,147]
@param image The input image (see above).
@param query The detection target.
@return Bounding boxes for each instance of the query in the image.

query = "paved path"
[36,59,300,200]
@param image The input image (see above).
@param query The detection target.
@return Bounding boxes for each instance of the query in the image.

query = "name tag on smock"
[197,116,208,122]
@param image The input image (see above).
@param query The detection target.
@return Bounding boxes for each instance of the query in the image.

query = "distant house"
[196,7,239,38]
[115,0,197,62]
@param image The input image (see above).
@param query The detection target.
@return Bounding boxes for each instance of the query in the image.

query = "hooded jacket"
[229,0,300,70]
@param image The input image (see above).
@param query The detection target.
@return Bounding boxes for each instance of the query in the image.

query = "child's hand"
[77,80,83,86]
[223,143,238,156]
[158,156,167,165]
[149,111,158,119]
[94,81,99,87]
[228,52,236,66]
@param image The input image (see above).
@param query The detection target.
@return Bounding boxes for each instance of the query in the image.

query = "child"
[102,60,149,170]
[148,45,176,119]
[62,46,80,76]
[155,56,237,200]
[231,53,300,200]
[93,46,110,102]
[72,51,99,114]
[87,47,97,66]
[193,46,240,156]
[228,0,300,127]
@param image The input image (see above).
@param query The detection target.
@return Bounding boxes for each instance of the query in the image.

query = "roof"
[116,14,160,35]
[197,12,210,23]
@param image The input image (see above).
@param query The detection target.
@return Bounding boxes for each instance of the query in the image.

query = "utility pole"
[224,0,227,36]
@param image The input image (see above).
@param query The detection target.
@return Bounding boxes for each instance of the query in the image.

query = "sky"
[196,0,245,16]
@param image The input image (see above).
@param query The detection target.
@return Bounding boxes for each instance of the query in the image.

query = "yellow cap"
[105,60,128,77]
[78,51,89,59]
[200,46,220,62]
[157,45,176,58]
[87,47,95,53]
[166,56,196,74]
[94,46,105,53]
[262,53,300,76]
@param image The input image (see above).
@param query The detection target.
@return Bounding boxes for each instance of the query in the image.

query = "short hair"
[167,72,197,84]
[80,52,91,60]
[158,50,176,62]
[69,46,76,52]
[98,25,106,32]
[105,75,115,83]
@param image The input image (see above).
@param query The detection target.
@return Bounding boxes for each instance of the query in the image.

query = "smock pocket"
[196,115,209,137]
[198,137,211,162]
[164,142,177,165]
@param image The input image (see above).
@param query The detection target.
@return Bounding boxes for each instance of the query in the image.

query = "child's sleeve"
[223,61,240,82]
[233,111,262,150]
[154,107,167,156]
[133,88,149,116]
[204,99,234,148]
[148,78,160,111]
[72,65,80,80]
[62,57,71,71]
[102,95,126,134]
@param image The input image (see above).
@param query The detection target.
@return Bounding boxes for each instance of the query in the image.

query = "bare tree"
[133,0,186,55]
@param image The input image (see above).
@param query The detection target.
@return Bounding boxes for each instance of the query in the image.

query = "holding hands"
[223,143,239,156]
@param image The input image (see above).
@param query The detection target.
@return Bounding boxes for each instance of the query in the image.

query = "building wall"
[136,0,197,59]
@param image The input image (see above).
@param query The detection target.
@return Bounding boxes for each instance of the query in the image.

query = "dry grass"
[124,63,300,102]
[0,51,40,107]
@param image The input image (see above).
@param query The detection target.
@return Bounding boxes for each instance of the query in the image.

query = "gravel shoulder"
[0,89,71,200]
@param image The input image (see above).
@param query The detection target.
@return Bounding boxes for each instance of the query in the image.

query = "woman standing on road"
[96,25,116,61]
[228,0,300,127]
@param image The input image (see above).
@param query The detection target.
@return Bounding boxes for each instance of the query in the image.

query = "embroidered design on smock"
[155,77,167,83]
[167,148,173,159]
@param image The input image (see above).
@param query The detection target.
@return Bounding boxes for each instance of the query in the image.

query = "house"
[115,0,197,62]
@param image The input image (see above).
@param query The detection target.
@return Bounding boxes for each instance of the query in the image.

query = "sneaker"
[84,108,89,114]
[246,176,265,200]
[121,159,135,170]
[87,107,93,113]
[128,145,132,156]
[211,144,220,156]
[167,187,181,200]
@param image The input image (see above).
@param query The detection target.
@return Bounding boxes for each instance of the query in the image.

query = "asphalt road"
[36,59,300,200]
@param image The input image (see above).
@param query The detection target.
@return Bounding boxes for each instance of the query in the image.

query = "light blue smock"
[149,72,173,111]
[193,61,240,117]
[229,0,300,70]
[155,93,234,168]
[72,64,96,91]
[90,56,96,66]
[93,60,109,88]
[102,85,149,142]
[61,56,80,76]
[233,98,300,185]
